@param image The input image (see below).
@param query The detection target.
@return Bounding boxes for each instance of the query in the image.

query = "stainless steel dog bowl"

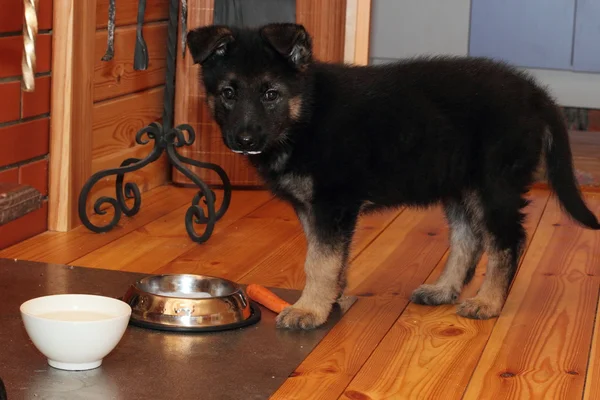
[122,274,260,332]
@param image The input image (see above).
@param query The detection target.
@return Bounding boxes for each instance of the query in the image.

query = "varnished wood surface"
[3,186,599,400]
[584,290,600,400]
[340,190,549,400]
[48,0,97,232]
[96,0,169,29]
[462,195,600,400]
[94,23,167,102]
[50,0,171,231]
[92,87,165,160]
[88,7,171,224]
[87,87,168,212]
[343,0,371,65]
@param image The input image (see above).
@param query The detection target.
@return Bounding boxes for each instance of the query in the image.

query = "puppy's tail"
[543,103,600,229]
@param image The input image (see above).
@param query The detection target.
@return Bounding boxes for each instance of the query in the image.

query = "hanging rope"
[22,0,38,92]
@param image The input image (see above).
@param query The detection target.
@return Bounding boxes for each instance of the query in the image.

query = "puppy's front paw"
[456,297,502,320]
[276,306,327,330]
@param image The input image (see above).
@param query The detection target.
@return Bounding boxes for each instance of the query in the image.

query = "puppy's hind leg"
[457,191,527,319]
[411,199,484,305]
[277,204,358,330]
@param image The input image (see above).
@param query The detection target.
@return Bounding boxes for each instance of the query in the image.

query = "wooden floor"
[2,185,600,400]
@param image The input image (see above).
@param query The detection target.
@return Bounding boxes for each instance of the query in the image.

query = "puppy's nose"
[235,132,256,149]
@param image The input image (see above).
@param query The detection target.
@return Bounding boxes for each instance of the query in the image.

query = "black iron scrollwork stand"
[79,0,231,243]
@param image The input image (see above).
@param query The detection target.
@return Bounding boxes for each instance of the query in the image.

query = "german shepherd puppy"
[186,23,600,330]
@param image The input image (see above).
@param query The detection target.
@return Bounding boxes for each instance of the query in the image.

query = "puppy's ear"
[260,23,312,70]
[187,25,234,65]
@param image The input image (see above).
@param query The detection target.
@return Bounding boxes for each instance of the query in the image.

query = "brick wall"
[0,0,52,249]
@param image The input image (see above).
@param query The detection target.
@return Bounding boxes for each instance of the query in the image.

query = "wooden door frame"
[48,0,97,231]
[344,0,372,65]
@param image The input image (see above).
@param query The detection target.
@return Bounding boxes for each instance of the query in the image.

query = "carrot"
[246,284,291,314]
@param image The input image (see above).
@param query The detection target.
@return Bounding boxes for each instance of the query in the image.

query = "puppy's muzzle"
[232,132,263,155]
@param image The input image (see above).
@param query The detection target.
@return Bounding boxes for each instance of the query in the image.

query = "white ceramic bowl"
[20,294,132,371]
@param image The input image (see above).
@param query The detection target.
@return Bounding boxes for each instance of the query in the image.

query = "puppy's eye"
[222,87,235,100]
[264,89,279,102]
[215,43,227,56]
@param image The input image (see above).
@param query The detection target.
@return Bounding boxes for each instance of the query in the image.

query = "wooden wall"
[173,0,261,188]
[172,0,348,187]
[89,0,171,208]
[0,0,53,248]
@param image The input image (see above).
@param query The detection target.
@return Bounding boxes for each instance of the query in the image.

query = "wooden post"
[344,0,371,65]
[48,0,97,231]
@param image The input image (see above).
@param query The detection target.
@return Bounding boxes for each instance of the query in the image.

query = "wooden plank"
[297,0,347,63]
[91,143,168,177]
[89,85,167,212]
[462,193,600,399]
[271,207,450,399]
[353,0,372,65]
[272,295,410,400]
[49,0,97,231]
[0,185,195,264]
[347,206,449,296]
[94,23,167,102]
[71,190,273,272]
[92,87,164,159]
[87,148,169,215]
[96,0,169,29]
[584,294,600,400]
[155,199,302,279]
[344,0,371,65]
[238,209,401,290]
[343,0,358,64]
[339,189,549,400]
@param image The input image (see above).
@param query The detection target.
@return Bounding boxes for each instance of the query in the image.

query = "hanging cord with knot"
[22,0,38,92]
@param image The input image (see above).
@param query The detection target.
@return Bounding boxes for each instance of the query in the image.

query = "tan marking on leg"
[289,96,303,120]
[457,248,511,319]
[279,174,313,203]
[463,191,485,232]
[277,211,344,329]
[411,202,483,305]
[439,214,483,288]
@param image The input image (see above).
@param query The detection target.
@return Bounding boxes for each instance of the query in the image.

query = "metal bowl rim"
[129,273,247,301]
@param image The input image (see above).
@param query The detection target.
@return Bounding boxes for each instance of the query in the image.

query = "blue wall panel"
[572,0,600,72]
[469,0,576,70]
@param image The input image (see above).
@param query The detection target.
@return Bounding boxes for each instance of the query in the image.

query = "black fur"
[187,23,600,328]
[0,376,6,400]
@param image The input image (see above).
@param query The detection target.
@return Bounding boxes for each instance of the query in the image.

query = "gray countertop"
[0,258,355,400]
